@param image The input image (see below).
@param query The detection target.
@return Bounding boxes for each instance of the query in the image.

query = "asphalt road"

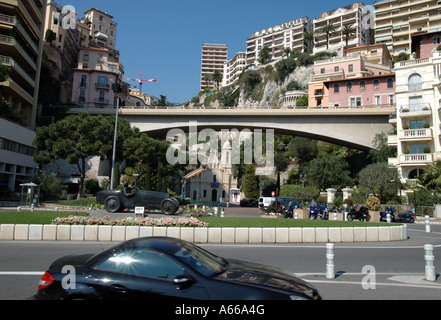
[0,223,440,301]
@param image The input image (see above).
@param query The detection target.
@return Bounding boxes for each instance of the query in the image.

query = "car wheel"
[347,214,353,221]
[105,196,121,213]
[161,198,177,215]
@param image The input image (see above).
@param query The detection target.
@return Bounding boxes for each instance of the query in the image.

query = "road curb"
[0,224,408,243]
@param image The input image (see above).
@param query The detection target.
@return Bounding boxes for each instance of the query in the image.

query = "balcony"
[95,82,110,90]
[399,153,433,166]
[399,128,433,141]
[399,104,432,118]
[94,98,109,105]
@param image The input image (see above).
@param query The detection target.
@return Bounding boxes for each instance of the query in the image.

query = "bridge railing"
[59,104,397,111]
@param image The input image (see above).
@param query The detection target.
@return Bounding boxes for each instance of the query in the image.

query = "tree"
[304,156,353,190]
[341,25,356,52]
[303,31,315,53]
[33,112,105,200]
[258,46,271,65]
[212,71,223,90]
[358,162,400,202]
[420,161,441,191]
[318,24,336,50]
[243,164,259,201]
[368,132,395,163]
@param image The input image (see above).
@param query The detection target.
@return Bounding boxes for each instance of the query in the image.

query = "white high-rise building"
[246,17,312,66]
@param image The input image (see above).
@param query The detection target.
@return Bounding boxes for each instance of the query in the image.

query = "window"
[374,96,381,106]
[373,79,380,90]
[350,97,362,107]
[360,81,366,91]
[98,76,108,88]
[408,73,422,91]
[410,144,425,154]
[321,68,325,74]
[334,66,339,72]
[387,78,394,89]
[80,75,87,87]
[434,37,441,44]
[334,83,340,93]
[389,95,394,105]
[348,64,353,72]
[409,120,424,129]
[347,82,352,92]
[95,249,184,280]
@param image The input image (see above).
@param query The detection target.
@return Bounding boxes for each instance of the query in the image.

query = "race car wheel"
[104,196,121,213]
[161,198,177,215]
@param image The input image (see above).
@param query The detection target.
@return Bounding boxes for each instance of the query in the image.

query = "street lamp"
[110,82,127,189]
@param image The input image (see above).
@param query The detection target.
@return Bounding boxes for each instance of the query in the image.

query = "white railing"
[400,128,432,139]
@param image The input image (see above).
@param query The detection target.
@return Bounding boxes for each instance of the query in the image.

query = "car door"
[89,249,209,300]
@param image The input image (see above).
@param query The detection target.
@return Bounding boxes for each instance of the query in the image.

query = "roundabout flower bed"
[51,215,209,228]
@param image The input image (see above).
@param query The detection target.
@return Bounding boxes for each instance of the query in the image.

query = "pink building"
[71,8,124,107]
[325,73,395,107]
[309,44,394,107]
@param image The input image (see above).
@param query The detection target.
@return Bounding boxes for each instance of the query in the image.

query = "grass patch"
[0,211,87,225]
[198,216,386,228]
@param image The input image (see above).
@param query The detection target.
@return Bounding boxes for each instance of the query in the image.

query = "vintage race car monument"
[96,187,180,214]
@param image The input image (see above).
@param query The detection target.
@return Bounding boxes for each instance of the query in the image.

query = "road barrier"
[0,224,408,243]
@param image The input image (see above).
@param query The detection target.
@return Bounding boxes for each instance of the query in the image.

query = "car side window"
[94,249,184,280]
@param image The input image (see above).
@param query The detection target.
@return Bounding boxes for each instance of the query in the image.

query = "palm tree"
[258,46,271,65]
[420,161,441,191]
[212,71,223,90]
[303,31,315,53]
[341,25,357,53]
[318,24,336,50]
[203,74,212,89]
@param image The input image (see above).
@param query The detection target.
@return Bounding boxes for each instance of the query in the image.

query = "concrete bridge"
[69,106,395,151]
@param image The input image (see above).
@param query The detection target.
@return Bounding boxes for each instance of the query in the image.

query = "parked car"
[96,188,179,214]
[33,237,321,300]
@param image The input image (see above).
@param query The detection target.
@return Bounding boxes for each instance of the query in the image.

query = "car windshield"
[170,241,227,277]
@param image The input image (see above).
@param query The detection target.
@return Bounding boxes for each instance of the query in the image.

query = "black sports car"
[96,188,179,214]
[33,237,321,300]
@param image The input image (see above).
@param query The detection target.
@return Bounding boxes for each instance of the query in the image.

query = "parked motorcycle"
[380,206,396,222]
[317,207,329,220]
[347,206,369,222]
[395,211,415,223]
[283,201,298,219]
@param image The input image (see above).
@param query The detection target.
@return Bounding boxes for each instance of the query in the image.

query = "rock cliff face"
[237,65,314,107]
[196,64,314,108]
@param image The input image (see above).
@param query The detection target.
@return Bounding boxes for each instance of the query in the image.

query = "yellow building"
[374,0,441,56]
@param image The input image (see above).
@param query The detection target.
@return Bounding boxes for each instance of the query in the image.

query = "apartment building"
[374,0,441,56]
[71,8,124,107]
[200,43,228,91]
[245,17,312,66]
[388,31,441,183]
[308,44,394,107]
[313,2,373,55]
[223,51,246,87]
[0,0,46,192]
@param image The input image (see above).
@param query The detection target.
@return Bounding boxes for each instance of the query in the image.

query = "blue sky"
[62,0,375,103]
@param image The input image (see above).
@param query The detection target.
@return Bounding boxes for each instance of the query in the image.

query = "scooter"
[347,206,369,221]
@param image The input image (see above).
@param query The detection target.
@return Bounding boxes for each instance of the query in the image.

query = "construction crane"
[124,74,158,93]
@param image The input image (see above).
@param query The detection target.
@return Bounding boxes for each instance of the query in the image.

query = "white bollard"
[386,213,391,223]
[333,212,338,221]
[31,204,34,212]
[326,243,335,279]
[55,207,59,212]
[17,206,21,212]
[424,244,436,282]
[294,212,298,220]
[425,216,431,233]
[221,210,224,218]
